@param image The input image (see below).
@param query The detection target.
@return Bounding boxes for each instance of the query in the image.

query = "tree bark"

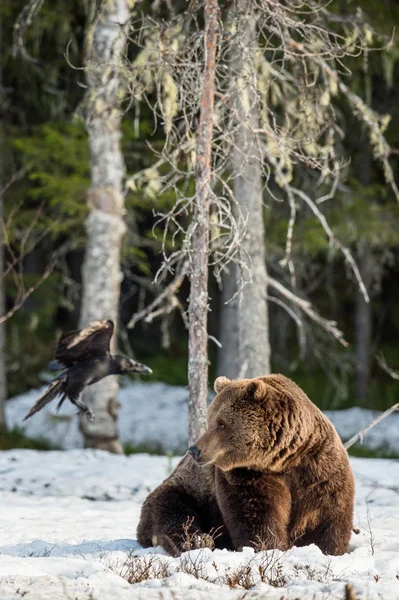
[188,0,219,446]
[217,264,239,379]
[354,240,372,406]
[79,0,130,453]
[218,0,271,379]
[0,16,7,431]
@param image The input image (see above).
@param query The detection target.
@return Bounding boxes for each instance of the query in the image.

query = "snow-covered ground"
[1,381,399,598]
[5,380,399,453]
[0,449,398,599]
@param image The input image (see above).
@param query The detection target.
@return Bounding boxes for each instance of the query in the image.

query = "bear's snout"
[188,445,201,461]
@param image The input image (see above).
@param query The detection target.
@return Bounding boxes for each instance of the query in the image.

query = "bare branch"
[208,334,222,348]
[0,259,56,324]
[0,191,59,325]
[13,0,46,61]
[267,294,303,329]
[265,154,370,305]
[293,186,370,303]
[0,169,27,199]
[127,261,188,328]
[344,404,399,450]
[376,353,399,380]
[268,276,348,347]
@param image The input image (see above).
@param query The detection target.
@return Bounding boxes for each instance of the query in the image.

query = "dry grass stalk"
[111,551,172,585]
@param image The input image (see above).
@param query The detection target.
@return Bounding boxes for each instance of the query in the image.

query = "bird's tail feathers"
[23,379,65,421]
[56,392,67,413]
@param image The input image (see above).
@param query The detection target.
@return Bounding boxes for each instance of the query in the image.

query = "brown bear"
[137,374,355,557]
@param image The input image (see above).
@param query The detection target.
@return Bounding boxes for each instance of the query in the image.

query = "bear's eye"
[216,422,226,431]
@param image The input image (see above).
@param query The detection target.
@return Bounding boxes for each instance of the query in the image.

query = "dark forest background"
[1,0,399,414]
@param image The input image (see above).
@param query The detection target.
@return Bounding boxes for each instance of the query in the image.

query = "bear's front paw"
[181,533,215,552]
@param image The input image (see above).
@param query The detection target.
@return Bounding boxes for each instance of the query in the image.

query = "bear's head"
[190,374,315,472]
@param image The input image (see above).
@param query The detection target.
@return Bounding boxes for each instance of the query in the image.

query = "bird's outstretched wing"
[54,320,114,367]
[23,379,65,421]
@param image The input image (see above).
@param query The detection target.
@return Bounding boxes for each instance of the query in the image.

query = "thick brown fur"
[137,374,355,557]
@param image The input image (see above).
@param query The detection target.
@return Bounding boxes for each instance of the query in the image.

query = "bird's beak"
[130,360,152,374]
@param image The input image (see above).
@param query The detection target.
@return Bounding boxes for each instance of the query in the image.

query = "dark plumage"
[23,320,152,422]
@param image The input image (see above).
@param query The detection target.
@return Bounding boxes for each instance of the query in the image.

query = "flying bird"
[23,320,152,422]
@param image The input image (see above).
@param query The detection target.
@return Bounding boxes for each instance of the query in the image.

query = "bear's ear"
[246,379,268,401]
[214,376,231,394]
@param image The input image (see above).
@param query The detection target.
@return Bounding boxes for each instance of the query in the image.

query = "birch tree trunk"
[188,0,219,446]
[218,0,271,379]
[0,16,7,431]
[79,0,130,453]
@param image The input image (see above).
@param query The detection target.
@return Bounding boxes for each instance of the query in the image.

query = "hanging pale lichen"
[132,33,160,95]
[143,168,162,200]
[124,0,399,310]
[161,72,179,135]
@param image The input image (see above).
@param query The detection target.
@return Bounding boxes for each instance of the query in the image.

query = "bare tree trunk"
[79,0,130,453]
[217,264,239,378]
[220,0,271,379]
[188,0,219,446]
[355,240,372,406]
[0,16,7,431]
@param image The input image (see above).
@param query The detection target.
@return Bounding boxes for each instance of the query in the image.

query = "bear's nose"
[189,445,201,461]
